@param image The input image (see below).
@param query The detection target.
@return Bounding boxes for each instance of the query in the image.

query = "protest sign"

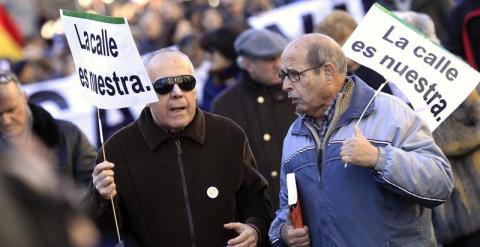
[21,76,144,147]
[343,3,480,130]
[60,9,158,109]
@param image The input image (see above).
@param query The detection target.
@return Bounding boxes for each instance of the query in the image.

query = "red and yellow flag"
[0,4,23,61]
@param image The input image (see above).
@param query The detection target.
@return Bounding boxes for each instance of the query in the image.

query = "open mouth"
[170,106,187,113]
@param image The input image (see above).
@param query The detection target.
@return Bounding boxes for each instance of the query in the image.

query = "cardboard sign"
[343,4,480,131]
[60,9,158,109]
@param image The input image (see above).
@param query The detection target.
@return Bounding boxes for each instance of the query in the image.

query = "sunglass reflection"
[153,75,196,95]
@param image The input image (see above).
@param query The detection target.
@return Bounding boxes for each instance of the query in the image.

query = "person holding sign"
[86,49,273,247]
[268,33,453,246]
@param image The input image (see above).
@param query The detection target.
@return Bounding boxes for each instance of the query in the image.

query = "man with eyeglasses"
[212,28,296,209]
[87,48,273,247]
[268,34,453,246]
[0,71,96,189]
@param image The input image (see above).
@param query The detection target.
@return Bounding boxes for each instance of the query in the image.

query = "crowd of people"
[1,0,479,246]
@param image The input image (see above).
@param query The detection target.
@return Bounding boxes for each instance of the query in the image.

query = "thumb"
[354,125,364,137]
[286,211,294,227]
[224,222,242,231]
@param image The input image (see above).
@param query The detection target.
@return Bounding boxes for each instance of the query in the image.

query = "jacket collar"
[291,75,376,136]
[137,107,206,151]
[335,75,376,128]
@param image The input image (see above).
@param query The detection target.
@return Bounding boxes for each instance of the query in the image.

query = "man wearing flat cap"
[212,28,296,209]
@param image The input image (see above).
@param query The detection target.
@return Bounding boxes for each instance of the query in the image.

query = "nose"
[170,84,184,98]
[282,77,293,92]
[0,113,11,126]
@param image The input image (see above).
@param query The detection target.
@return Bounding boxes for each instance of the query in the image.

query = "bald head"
[145,49,195,77]
[280,34,348,118]
[283,33,347,75]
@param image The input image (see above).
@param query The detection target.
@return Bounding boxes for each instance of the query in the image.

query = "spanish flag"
[0,4,23,61]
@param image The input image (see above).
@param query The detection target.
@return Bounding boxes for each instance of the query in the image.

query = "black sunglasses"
[153,75,196,95]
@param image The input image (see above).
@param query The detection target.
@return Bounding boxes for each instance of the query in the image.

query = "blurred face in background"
[243,56,282,86]
[221,0,246,18]
[0,78,28,138]
[173,19,194,44]
[17,62,36,84]
[139,11,163,40]
[180,40,205,68]
[205,50,232,72]
[202,8,223,32]
[160,1,183,23]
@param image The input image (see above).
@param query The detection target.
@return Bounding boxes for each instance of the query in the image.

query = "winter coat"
[86,107,273,247]
[212,71,296,208]
[432,92,480,245]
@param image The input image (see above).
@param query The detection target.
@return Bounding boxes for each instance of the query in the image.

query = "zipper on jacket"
[175,138,196,247]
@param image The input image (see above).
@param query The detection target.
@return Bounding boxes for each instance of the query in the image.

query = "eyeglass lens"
[153,75,196,95]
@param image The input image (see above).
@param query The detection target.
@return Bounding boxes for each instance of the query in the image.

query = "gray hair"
[0,71,21,86]
[306,41,347,74]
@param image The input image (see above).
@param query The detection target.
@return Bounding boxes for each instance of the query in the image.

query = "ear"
[323,62,336,81]
[237,56,248,69]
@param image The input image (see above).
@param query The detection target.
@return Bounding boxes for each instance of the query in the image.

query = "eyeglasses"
[153,75,196,95]
[279,63,324,83]
[0,71,19,84]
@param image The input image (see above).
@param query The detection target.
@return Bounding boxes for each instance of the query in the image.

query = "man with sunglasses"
[0,71,96,189]
[212,28,296,209]
[88,49,272,247]
[268,34,453,246]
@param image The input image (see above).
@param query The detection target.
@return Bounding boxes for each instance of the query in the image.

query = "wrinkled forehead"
[280,43,307,69]
[147,52,194,80]
[0,82,23,102]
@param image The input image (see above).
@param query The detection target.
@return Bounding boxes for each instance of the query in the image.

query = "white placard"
[342,4,480,131]
[60,9,158,109]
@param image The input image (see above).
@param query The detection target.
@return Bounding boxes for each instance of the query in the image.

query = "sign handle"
[344,80,388,168]
[97,108,123,246]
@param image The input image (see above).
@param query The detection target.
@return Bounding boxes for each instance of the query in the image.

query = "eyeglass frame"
[153,75,196,95]
[278,62,325,83]
[0,71,20,85]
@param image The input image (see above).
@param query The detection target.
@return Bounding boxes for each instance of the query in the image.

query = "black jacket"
[212,72,296,208]
[86,108,273,247]
[29,103,96,187]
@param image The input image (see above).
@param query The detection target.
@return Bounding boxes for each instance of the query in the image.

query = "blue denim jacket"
[269,76,454,247]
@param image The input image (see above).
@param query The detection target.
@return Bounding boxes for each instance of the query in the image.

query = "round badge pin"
[207,186,219,199]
